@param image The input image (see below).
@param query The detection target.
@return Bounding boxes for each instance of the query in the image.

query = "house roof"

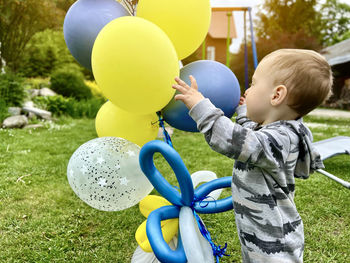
[208,10,237,39]
[321,38,350,66]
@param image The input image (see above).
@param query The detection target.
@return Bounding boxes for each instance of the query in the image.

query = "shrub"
[24,78,51,90]
[65,97,105,118]
[50,67,92,100]
[19,29,85,78]
[0,72,26,106]
[0,99,10,123]
[85,80,105,99]
[33,95,104,118]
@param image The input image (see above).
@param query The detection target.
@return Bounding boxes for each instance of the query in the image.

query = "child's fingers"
[174,94,185,101]
[172,84,188,94]
[175,77,189,88]
[189,75,198,90]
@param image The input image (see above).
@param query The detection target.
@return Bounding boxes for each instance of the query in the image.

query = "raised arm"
[172,76,290,171]
[189,99,291,172]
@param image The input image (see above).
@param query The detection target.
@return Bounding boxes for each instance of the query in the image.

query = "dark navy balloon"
[63,0,130,70]
[162,60,241,132]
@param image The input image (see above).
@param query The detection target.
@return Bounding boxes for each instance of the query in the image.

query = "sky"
[210,0,350,53]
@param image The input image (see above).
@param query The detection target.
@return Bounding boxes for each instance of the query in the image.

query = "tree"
[256,0,321,41]
[319,0,350,45]
[19,29,78,77]
[0,0,65,72]
[230,0,323,89]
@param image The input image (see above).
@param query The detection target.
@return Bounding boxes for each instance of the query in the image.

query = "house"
[321,38,350,109]
[203,8,237,65]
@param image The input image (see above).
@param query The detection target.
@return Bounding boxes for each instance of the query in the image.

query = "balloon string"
[193,210,230,262]
[156,111,173,148]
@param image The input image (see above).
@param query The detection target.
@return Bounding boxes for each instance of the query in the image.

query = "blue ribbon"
[193,209,229,263]
[156,111,173,147]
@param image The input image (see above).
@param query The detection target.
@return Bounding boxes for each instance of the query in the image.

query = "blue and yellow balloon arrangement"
[65,0,241,262]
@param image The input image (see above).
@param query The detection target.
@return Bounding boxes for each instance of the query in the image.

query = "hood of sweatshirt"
[284,119,324,179]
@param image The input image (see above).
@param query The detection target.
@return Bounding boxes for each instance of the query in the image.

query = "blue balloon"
[162,60,241,132]
[63,0,130,70]
[146,206,186,263]
[139,140,194,207]
[139,140,233,261]
[194,177,233,214]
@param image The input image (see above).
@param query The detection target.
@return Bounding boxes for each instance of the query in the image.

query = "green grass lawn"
[0,115,349,262]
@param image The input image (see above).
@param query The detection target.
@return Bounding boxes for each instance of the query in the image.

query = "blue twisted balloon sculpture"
[139,140,233,263]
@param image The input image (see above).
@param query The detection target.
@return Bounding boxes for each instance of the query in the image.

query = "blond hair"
[263,49,333,117]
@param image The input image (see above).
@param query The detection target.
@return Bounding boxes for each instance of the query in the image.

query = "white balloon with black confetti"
[67,137,153,211]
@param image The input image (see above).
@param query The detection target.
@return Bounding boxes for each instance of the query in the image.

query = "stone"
[22,106,52,120]
[26,111,36,120]
[2,115,28,128]
[39,87,56,97]
[23,101,34,108]
[8,107,21,116]
[27,89,40,98]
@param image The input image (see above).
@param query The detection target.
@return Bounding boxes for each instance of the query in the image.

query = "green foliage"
[256,0,321,41]
[33,95,104,118]
[50,67,92,100]
[231,0,324,88]
[19,29,83,78]
[0,0,66,72]
[23,77,51,90]
[320,0,350,45]
[0,72,26,106]
[0,98,9,123]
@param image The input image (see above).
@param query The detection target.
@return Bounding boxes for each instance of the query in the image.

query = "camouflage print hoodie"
[189,99,324,263]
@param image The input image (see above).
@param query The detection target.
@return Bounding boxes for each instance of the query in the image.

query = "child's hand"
[172,75,205,110]
[239,96,246,105]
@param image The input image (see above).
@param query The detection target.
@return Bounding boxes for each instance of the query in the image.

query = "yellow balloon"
[137,0,211,60]
[135,218,179,252]
[92,16,179,114]
[136,195,179,252]
[95,101,159,147]
[139,195,172,218]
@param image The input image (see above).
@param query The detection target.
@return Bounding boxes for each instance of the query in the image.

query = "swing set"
[201,6,258,91]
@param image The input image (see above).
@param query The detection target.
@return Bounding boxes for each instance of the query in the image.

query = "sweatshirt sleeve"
[235,105,258,129]
[189,99,291,172]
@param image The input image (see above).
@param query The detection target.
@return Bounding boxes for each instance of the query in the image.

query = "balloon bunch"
[133,140,233,262]
[63,0,215,147]
[64,1,239,261]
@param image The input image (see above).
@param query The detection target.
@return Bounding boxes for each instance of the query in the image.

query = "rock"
[27,89,40,98]
[23,124,44,129]
[39,87,56,97]
[26,111,36,120]
[22,106,52,120]
[2,115,28,128]
[23,101,34,108]
[8,107,22,116]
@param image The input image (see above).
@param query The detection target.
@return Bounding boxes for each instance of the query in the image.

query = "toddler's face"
[245,58,275,124]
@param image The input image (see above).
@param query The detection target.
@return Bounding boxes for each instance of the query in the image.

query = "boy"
[172,49,333,262]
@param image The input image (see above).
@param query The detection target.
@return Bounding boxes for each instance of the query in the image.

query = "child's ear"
[270,85,288,106]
